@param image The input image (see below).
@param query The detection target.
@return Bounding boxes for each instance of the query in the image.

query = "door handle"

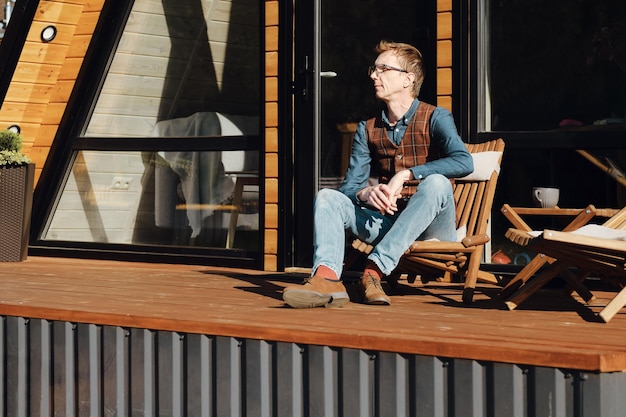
[320,71,337,78]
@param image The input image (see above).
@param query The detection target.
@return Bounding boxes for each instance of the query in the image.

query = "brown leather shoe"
[361,273,391,305]
[283,275,349,308]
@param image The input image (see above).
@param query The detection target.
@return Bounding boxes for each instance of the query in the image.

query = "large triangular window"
[35,0,262,267]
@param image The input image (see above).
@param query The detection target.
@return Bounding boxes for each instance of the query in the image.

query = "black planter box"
[0,163,34,262]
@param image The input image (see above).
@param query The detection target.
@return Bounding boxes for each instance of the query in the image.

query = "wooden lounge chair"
[344,138,505,304]
[503,206,626,322]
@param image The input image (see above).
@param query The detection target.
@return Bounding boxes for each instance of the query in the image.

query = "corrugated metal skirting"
[1,316,626,417]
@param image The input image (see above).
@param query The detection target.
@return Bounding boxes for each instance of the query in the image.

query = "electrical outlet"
[110,176,132,190]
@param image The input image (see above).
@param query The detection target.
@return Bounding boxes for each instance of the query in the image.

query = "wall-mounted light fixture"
[7,124,20,134]
[40,25,56,42]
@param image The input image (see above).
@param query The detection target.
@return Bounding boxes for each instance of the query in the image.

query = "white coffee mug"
[533,187,559,208]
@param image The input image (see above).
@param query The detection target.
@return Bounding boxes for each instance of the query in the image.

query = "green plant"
[0,129,32,167]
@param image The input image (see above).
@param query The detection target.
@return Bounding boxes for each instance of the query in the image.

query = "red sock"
[315,265,339,280]
[363,262,383,281]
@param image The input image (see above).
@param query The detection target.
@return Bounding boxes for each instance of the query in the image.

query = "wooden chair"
[503,206,626,322]
[345,138,505,304]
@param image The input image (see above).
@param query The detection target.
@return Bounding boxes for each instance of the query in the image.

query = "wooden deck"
[1,256,626,373]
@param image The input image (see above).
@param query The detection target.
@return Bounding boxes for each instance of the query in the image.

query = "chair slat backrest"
[603,206,626,230]
[453,139,505,237]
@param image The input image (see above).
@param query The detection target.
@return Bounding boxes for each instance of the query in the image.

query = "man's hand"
[357,170,412,215]
[357,184,399,214]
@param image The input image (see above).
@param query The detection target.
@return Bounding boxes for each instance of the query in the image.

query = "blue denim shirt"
[339,99,473,203]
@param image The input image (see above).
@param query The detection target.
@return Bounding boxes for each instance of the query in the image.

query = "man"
[283,40,473,308]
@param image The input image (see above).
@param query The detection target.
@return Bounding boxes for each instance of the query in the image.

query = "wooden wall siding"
[437,2,453,112]
[264,0,278,270]
[0,0,105,185]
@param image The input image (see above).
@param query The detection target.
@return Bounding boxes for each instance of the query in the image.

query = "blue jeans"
[313,174,457,278]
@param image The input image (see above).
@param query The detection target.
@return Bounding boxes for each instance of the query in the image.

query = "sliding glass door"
[290,0,436,267]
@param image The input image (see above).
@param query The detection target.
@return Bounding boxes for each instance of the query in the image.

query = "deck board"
[1,257,626,372]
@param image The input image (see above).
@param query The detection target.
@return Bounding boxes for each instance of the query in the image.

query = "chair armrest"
[461,234,490,248]
[407,241,467,252]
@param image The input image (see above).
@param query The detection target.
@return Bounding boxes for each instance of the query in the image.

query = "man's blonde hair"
[375,40,424,97]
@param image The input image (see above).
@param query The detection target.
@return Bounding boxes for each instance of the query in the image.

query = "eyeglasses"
[368,64,408,76]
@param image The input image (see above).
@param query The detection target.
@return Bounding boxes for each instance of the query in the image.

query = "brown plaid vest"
[365,101,443,198]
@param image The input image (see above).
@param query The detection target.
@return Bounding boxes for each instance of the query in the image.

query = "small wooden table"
[499,204,619,308]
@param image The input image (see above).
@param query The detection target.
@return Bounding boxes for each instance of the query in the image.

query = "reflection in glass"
[319,0,423,188]
[485,0,626,131]
[43,150,259,249]
[42,0,261,254]
[0,1,15,37]
[83,0,260,138]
